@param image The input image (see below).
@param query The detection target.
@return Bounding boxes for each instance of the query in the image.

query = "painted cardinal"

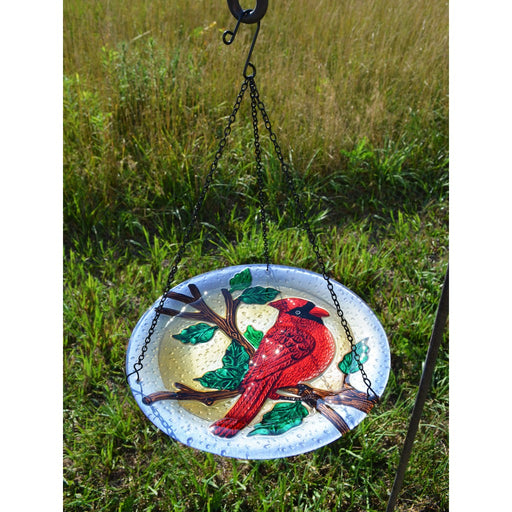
[210,297,336,438]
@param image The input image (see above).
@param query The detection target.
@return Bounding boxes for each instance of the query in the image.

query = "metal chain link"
[249,79,271,269]
[249,77,377,398]
[126,79,250,383]
[128,73,376,399]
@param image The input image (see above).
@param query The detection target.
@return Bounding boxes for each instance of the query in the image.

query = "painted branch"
[159,283,255,357]
[142,383,239,406]
[278,382,378,415]
[221,288,255,356]
[324,382,378,414]
[165,287,200,304]
[142,380,375,437]
[277,384,352,435]
[142,390,179,405]
[315,400,351,435]
[142,382,350,435]
[156,307,203,319]
[277,384,333,400]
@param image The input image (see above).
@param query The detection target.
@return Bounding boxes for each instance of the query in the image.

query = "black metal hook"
[223,6,262,78]
[222,9,248,46]
[226,0,268,24]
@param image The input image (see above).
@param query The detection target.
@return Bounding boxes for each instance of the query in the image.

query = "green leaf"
[172,323,218,344]
[229,268,252,293]
[244,325,264,349]
[194,341,250,390]
[221,340,250,369]
[338,338,370,374]
[249,402,309,436]
[239,286,280,305]
[195,367,242,391]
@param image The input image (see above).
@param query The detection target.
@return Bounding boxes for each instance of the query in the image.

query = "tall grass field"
[64,0,448,510]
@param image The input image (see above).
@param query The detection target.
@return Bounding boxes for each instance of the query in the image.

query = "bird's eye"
[295,310,302,316]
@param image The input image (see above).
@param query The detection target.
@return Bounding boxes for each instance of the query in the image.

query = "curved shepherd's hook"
[223,1,267,78]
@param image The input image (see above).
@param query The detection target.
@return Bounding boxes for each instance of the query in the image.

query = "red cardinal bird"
[210,297,336,438]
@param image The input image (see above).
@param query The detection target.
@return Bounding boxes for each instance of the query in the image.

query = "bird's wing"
[241,326,316,383]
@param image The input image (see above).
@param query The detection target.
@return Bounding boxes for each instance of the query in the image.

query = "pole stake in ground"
[386,268,449,511]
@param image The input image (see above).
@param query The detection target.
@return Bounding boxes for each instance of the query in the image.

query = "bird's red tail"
[210,376,278,438]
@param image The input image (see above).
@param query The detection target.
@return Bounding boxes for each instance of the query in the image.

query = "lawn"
[63,0,448,510]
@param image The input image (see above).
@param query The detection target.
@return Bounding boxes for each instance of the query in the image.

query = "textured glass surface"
[127,264,390,459]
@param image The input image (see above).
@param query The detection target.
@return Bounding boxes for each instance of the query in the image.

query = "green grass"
[64,0,448,510]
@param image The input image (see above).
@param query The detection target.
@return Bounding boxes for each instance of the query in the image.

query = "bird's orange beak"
[310,305,329,318]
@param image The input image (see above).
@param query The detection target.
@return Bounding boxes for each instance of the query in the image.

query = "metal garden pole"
[386,267,449,512]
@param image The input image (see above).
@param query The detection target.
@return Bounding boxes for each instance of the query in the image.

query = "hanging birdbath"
[127,264,389,459]
[126,1,390,459]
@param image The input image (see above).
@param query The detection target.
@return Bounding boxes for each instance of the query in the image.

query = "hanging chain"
[127,70,376,399]
[248,77,377,399]
[126,79,250,383]
[249,79,271,269]
[223,3,375,396]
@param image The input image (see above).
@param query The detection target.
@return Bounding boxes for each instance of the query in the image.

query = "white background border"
[5,0,512,508]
